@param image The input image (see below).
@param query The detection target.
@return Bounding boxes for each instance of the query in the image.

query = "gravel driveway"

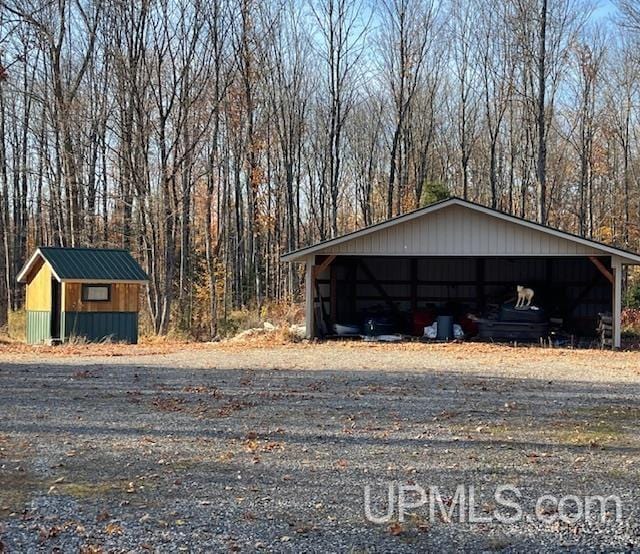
[1,343,639,552]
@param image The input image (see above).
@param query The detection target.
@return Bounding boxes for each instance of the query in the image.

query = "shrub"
[624,282,640,309]
[8,310,26,341]
[420,180,450,207]
[622,308,640,334]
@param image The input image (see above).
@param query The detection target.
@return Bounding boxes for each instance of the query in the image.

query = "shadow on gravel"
[1,360,639,552]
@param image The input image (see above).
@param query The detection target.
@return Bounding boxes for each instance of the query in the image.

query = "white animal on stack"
[516,285,534,308]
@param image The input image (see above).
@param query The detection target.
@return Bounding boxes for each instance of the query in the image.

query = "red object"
[457,314,479,337]
[412,309,436,336]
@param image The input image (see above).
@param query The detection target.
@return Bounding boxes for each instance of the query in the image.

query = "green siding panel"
[61,312,138,344]
[26,311,51,344]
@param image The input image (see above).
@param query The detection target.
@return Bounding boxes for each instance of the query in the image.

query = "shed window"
[82,284,111,302]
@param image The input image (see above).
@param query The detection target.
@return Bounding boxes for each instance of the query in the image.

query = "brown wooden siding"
[63,282,140,312]
[25,260,51,311]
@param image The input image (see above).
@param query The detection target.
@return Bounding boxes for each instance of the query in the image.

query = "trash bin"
[436,315,454,340]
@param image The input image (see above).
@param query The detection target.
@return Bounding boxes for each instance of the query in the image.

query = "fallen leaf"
[79,545,103,554]
[104,522,122,535]
[96,511,110,523]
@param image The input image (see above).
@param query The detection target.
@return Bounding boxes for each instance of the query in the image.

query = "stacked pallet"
[597,313,613,349]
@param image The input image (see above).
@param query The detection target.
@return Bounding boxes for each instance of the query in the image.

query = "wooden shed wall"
[25,260,51,311]
[63,283,140,312]
[318,205,603,257]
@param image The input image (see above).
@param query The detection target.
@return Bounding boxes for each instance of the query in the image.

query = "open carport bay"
[315,255,613,341]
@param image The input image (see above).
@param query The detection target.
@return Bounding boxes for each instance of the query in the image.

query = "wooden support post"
[313,255,336,279]
[589,256,614,285]
[350,258,357,320]
[305,255,315,339]
[476,258,486,313]
[359,260,397,314]
[330,262,337,325]
[410,258,418,313]
[612,256,622,349]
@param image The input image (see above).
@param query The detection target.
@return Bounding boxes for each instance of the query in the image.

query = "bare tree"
[311,0,368,236]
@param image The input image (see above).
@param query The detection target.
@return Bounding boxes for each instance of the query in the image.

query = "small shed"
[17,247,148,344]
[283,197,640,347]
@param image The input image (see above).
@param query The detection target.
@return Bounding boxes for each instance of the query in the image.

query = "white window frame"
[81,284,111,302]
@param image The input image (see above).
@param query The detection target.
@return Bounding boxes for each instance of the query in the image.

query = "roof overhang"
[17,247,149,284]
[57,278,148,284]
[282,197,640,265]
[16,248,62,283]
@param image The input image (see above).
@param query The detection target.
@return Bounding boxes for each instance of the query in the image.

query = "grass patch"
[0,474,144,516]
[7,309,25,341]
[551,405,640,447]
[575,405,640,421]
[0,470,42,516]
[54,480,133,498]
[552,423,622,447]
[454,405,638,448]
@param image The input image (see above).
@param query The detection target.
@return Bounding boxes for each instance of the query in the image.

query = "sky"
[592,0,618,21]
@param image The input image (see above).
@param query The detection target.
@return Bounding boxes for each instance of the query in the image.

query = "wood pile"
[597,313,613,349]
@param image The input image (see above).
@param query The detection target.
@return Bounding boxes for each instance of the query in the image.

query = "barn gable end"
[320,204,603,257]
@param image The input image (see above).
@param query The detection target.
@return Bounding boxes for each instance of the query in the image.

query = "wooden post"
[305,255,315,339]
[612,256,622,349]
[350,258,357,320]
[476,258,486,313]
[410,258,418,313]
[359,259,397,314]
[330,262,337,325]
[589,256,614,284]
[312,254,336,279]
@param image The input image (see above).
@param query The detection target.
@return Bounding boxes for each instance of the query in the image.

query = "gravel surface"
[1,342,639,552]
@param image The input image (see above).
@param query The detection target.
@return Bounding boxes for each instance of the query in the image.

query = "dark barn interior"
[314,255,614,342]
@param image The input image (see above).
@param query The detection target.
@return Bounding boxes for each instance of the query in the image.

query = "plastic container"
[436,315,454,340]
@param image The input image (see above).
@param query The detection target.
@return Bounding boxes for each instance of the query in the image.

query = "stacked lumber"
[597,313,613,349]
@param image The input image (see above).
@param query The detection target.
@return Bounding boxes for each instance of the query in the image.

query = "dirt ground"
[1,341,639,552]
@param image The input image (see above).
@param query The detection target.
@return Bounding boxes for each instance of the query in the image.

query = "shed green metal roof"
[18,247,148,282]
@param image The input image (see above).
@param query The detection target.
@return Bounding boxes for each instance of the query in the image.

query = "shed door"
[51,279,61,339]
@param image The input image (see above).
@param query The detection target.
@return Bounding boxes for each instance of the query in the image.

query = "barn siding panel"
[63,283,139,312]
[319,205,603,257]
[25,263,51,311]
[62,312,138,343]
[26,311,51,344]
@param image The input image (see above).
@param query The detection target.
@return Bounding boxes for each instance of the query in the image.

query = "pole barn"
[283,198,640,348]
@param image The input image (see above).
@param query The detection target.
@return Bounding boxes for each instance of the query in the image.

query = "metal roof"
[282,197,640,264]
[17,247,149,283]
